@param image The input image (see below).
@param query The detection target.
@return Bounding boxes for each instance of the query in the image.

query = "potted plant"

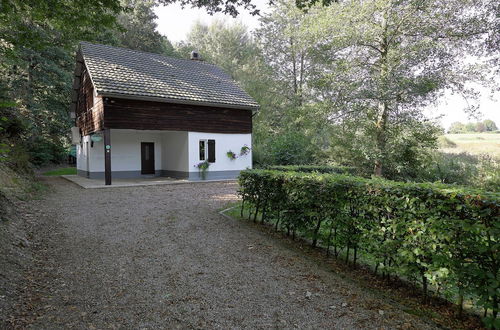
[226,150,237,160]
[195,161,210,179]
[239,145,251,156]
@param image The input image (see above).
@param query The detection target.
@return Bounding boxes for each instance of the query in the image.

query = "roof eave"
[99,92,260,111]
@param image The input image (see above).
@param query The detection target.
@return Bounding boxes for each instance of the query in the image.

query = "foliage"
[195,160,210,179]
[257,131,318,166]
[26,137,68,167]
[298,0,496,176]
[0,0,178,168]
[156,0,261,17]
[238,169,500,324]
[264,164,356,175]
[98,0,175,56]
[227,145,251,161]
[240,145,251,156]
[449,120,498,134]
[0,0,124,168]
[227,151,237,160]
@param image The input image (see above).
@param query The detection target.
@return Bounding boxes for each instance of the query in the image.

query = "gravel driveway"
[15,177,438,329]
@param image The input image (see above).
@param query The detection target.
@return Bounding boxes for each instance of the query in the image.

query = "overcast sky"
[154,3,499,131]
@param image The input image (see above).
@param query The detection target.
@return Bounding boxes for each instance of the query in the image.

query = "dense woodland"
[0,0,498,188]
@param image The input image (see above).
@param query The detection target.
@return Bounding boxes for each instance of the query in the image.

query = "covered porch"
[75,128,251,185]
[76,129,190,184]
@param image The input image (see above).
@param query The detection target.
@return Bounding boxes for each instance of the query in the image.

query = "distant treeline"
[448,119,498,134]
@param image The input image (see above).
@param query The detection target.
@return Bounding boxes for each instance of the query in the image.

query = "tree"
[465,122,477,132]
[255,1,310,106]
[300,0,497,176]
[476,122,486,133]
[0,0,174,166]
[157,0,261,17]
[0,0,124,165]
[449,122,466,134]
[98,0,175,56]
[483,119,498,132]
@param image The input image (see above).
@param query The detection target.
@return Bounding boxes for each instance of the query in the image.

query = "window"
[199,140,206,160]
[199,139,216,163]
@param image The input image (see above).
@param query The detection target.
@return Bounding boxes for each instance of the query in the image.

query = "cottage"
[70,42,258,185]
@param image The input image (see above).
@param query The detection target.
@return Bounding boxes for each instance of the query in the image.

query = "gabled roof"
[74,42,259,110]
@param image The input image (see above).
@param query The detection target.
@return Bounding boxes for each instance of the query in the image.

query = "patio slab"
[61,175,236,189]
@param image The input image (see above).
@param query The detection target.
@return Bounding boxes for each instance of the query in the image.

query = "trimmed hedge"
[264,165,357,175]
[238,169,499,326]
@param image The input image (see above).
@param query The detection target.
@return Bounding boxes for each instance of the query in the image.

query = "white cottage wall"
[161,131,189,177]
[188,132,252,180]
[76,130,251,180]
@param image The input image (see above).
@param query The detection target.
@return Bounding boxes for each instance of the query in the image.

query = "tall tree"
[98,0,175,55]
[0,0,124,165]
[301,0,498,176]
[255,1,310,106]
[483,119,498,132]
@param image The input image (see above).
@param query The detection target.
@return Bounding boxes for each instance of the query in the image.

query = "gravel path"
[16,177,438,329]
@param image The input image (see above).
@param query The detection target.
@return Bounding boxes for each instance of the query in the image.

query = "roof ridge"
[79,41,218,67]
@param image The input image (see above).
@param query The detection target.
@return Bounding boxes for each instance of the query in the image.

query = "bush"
[26,136,67,166]
[261,132,318,166]
[238,169,500,325]
[414,151,500,191]
[263,165,357,175]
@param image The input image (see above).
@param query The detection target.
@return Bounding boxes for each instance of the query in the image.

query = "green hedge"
[263,165,357,175]
[238,169,499,326]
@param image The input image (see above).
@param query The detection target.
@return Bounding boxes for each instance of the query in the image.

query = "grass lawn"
[442,132,500,158]
[42,167,77,176]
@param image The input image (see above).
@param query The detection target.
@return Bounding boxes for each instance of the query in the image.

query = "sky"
[154,3,500,131]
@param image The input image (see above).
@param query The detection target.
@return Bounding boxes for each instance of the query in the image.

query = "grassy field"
[441,132,500,158]
[42,167,77,176]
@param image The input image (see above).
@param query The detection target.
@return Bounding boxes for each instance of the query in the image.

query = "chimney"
[190,50,200,60]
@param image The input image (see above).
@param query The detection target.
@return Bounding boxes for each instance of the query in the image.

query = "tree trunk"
[290,37,298,96]
[374,101,388,177]
[421,270,428,304]
[312,217,322,247]
[373,14,389,177]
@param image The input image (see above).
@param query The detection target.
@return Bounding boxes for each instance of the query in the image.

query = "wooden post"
[104,128,111,185]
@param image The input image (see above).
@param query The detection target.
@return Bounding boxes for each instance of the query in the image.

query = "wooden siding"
[76,69,93,116]
[76,70,104,135]
[103,98,252,134]
[77,96,104,135]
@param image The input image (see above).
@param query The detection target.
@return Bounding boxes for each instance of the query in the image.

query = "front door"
[141,142,155,174]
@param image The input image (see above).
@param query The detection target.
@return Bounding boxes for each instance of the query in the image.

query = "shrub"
[263,165,357,175]
[238,169,499,325]
[415,151,500,191]
[26,136,67,166]
[263,131,317,165]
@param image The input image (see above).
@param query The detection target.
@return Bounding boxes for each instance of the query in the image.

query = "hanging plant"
[239,145,251,156]
[226,150,237,160]
[195,161,210,179]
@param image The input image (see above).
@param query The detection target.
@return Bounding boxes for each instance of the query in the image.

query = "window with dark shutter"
[208,139,216,163]
[199,140,206,160]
